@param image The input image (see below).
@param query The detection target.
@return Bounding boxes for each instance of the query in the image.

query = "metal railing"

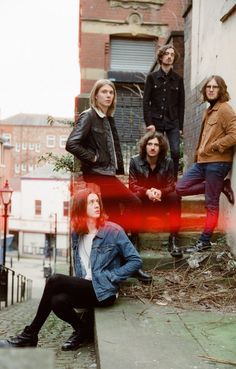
[0,265,32,310]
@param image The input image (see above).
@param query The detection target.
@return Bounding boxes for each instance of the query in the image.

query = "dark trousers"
[157,127,180,180]
[28,274,116,335]
[83,174,142,232]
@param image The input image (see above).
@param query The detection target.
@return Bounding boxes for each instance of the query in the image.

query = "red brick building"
[0,114,72,191]
[77,0,186,154]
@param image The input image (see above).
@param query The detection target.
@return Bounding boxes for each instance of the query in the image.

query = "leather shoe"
[0,326,38,348]
[168,235,183,257]
[185,240,212,253]
[222,179,235,205]
[132,269,152,283]
[61,330,85,351]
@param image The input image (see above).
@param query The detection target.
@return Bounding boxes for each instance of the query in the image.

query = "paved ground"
[0,299,96,369]
[2,253,236,369]
[1,254,96,369]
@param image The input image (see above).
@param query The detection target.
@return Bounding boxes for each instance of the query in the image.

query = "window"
[59,136,67,148]
[15,143,21,152]
[35,200,42,216]
[15,164,20,174]
[35,143,40,152]
[47,135,56,148]
[21,163,27,172]
[29,143,34,150]
[63,201,69,217]
[3,133,11,144]
[28,163,34,172]
[22,142,27,150]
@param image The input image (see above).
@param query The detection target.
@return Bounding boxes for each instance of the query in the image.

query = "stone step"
[138,231,222,251]
[181,195,205,214]
[139,213,207,233]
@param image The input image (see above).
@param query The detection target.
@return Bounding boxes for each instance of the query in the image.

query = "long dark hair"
[201,75,230,103]
[139,131,168,162]
[71,188,107,234]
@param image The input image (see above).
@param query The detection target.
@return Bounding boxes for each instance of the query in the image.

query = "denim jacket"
[72,221,142,301]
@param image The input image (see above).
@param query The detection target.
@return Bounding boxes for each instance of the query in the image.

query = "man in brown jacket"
[176,75,236,252]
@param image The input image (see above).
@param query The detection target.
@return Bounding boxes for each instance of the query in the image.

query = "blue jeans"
[176,162,232,243]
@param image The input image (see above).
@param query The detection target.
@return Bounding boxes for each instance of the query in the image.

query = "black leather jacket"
[66,108,124,175]
[143,68,185,131]
[129,155,175,198]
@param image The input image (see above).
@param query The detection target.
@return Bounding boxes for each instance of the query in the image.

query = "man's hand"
[146,125,156,133]
[146,188,162,202]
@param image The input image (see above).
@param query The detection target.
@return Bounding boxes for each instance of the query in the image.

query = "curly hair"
[139,131,168,161]
[201,75,230,103]
[71,187,107,234]
[89,79,117,116]
[157,44,179,65]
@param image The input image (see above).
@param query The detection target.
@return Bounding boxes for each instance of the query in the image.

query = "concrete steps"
[136,194,223,270]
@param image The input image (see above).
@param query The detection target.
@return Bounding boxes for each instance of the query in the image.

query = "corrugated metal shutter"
[111,39,155,72]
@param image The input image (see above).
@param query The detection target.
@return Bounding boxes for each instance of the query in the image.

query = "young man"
[176,75,236,253]
[0,189,142,350]
[129,131,183,257]
[66,79,151,282]
[143,44,185,180]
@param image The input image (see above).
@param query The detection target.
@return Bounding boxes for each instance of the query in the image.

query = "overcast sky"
[0,0,80,120]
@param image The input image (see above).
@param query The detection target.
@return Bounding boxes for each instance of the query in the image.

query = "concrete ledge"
[95,298,235,369]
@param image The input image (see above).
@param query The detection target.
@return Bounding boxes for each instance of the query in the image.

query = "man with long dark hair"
[129,131,183,257]
[143,44,185,180]
[176,75,236,253]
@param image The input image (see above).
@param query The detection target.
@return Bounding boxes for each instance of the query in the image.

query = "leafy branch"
[38,152,75,173]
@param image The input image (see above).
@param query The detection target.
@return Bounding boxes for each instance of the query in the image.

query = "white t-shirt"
[79,234,95,280]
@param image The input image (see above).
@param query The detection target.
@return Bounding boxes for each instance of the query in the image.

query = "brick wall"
[182,2,205,170]
[79,0,185,94]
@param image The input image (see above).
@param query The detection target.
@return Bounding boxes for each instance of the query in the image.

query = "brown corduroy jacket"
[195,101,236,163]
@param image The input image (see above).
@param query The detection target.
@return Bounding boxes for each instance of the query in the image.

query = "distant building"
[9,164,70,259]
[0,113,72,191]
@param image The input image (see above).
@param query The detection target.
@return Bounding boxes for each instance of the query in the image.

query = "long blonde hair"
[89,79,117,116]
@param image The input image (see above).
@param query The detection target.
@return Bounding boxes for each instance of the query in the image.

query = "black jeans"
[28,274,116,334]
[157,127,180,180]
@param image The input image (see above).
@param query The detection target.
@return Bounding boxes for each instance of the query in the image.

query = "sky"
[0,0,80,120]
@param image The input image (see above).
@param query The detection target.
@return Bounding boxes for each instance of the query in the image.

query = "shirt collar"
[93,106,107,118]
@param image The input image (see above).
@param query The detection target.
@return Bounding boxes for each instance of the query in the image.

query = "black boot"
[168,235,183,257]
[61,310,94,351]
[222,178,235,205]
[61,329,85,351]
[0,326,38,348]
[132,269,152,283]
